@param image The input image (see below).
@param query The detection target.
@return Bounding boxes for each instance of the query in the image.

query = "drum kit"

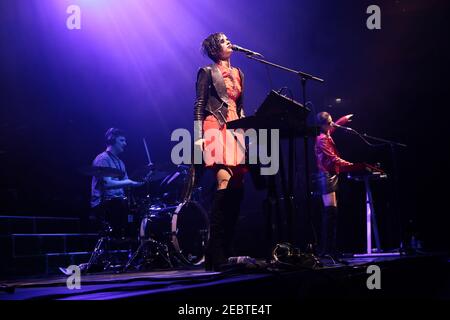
[78,141,209,273]
[123,163,209,270]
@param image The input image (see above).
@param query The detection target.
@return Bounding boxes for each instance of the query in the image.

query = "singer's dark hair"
[201,32,226,62]
[316,112,332,127]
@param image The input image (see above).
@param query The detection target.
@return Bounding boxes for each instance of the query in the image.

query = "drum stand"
[82,223,114,273]
[123,237,173,271]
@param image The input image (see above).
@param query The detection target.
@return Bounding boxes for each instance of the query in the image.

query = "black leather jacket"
[193,63,244,139]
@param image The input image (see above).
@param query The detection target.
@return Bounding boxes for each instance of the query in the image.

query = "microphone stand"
[360,133,407,148]
[246,54,324,250]
[246,55,324,83]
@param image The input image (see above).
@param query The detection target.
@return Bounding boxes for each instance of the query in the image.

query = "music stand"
[256,90,310,118]
[246,56,324,251]
[268,91,310,246]
[227,89,318,258]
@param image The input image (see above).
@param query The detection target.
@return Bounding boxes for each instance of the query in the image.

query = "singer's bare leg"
[322,192,337,207]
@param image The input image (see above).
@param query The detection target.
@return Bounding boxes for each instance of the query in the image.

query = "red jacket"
[314,116,352,174]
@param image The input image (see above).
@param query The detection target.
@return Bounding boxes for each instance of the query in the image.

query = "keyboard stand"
[348,173,400,258]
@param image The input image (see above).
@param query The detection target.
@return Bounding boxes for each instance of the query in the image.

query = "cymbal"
[140,163,191,171]
[149,170,171,181]
[131,168,171,182]
[78,166,123,178]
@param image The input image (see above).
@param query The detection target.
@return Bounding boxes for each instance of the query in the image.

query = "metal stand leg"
[79,235,112,273]
[81,222,116,273]
[87,237,106,266]
[354,177,399,258]
[156,241,173,267]
[366,180,381,252]
[124,240,145,271]
[123,238,173,271]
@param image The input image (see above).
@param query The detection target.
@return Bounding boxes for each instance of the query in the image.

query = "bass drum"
[139,200,209,266]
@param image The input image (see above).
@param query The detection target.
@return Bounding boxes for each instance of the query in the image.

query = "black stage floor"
[1,253,449,301]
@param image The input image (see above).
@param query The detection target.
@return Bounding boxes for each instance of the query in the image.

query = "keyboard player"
[313,111,353,258]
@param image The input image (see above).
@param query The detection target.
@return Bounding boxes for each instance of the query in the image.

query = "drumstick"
[143,138,153,166]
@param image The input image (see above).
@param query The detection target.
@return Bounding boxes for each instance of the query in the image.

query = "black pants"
[91,198,133,239]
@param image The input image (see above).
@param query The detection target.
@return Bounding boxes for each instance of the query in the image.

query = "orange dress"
[203,63,245,167]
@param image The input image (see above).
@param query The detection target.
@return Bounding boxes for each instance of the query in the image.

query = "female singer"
[194,32,247,271]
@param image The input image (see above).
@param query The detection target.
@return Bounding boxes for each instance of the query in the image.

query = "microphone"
[331,122,354,132]
[231,44,263,57]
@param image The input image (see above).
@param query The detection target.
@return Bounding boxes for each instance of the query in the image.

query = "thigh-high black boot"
[223,188,244,258]
[205,189,228,271]
[320,206,338,256]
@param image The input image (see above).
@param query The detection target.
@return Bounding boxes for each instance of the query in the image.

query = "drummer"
[91,128,143,238]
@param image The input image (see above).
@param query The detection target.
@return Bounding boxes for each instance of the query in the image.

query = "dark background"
[1,0,449,255]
